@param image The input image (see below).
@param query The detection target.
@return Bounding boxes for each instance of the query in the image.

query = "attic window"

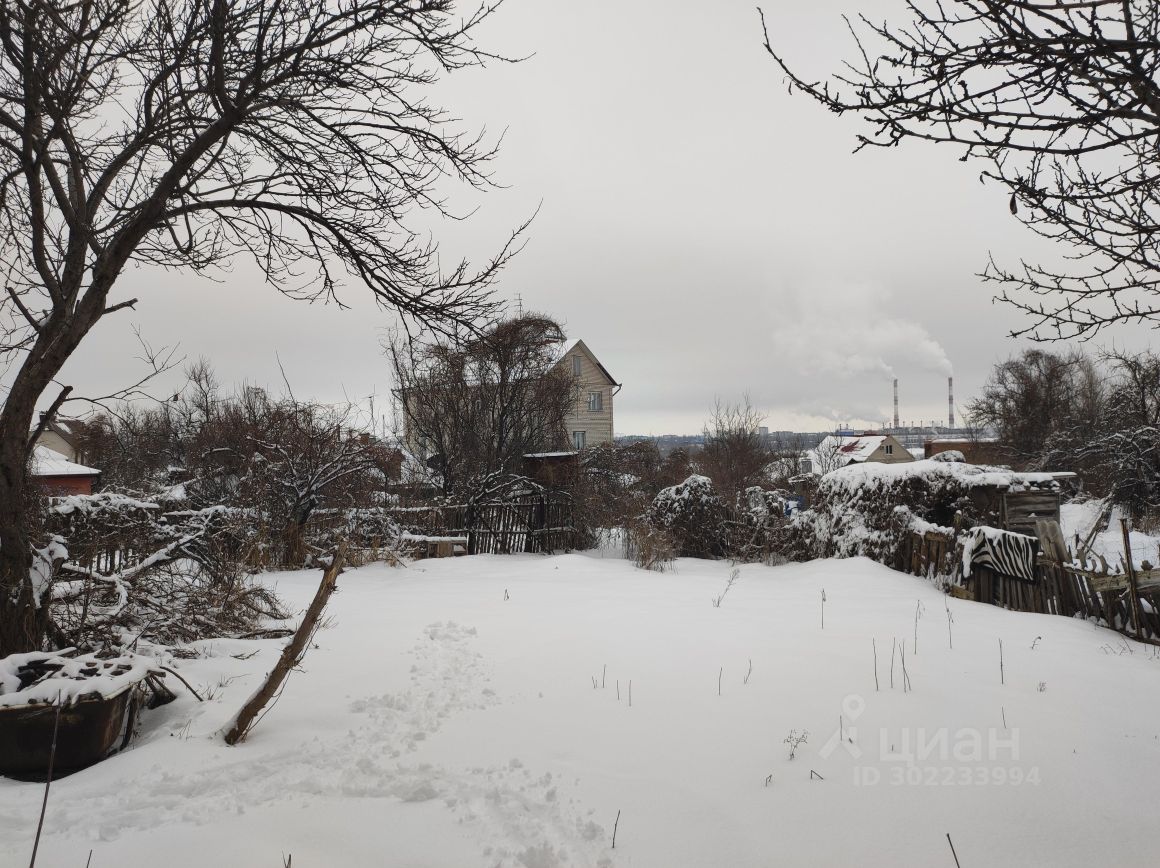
[572,355,582,376]
[587,391,602,412]
[885,444,894,455]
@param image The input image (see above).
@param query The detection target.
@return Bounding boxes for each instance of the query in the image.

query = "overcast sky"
[51,0,1153,436]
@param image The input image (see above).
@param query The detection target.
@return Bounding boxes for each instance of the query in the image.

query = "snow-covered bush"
[646,475,728,559]
[931,449,965,463]
[634,478,791,564]
[729,486,790,564]
[783,460,1050,564]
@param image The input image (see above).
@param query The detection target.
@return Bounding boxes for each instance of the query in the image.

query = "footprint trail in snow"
[15,620,611,867]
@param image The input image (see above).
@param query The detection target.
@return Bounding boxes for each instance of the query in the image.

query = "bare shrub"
[624,520,677,572]
[43,495,289,648]
[695,398,772,502]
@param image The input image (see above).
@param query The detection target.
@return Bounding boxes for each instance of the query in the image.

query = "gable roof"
[836,435,887,462]
[815,434,905,465]
[30,416,86,449]
[32,446,100,478]
[555,338,619,387]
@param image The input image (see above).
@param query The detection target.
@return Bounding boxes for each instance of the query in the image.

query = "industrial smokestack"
[893,378,899,429]
[948,376,955,428]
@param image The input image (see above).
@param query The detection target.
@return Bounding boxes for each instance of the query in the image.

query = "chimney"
[947,376,955,428]
[892,379,899,429]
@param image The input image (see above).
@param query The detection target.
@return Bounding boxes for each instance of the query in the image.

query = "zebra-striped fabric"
[962,526,1039,583]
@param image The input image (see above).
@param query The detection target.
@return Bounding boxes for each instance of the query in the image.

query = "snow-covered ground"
[1060,498,1160,570]
[3,552,1160,867]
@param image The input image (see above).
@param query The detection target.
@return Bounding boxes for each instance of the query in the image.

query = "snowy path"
[2,553,1159,867]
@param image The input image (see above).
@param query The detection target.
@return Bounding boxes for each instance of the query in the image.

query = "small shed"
[522,451,580,489]
[962,471,1075,534]
[32,446,101,495]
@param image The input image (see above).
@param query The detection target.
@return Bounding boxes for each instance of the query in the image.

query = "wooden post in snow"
[224,544,347,745]
[1120,518,1143,640]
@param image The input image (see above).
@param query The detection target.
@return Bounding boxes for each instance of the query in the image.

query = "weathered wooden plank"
[1050,566,1066,615]
[1034,519,1070,563]
[1090,569,1160,593]
[1099,591,1119,629]
[1059,566,1077,616]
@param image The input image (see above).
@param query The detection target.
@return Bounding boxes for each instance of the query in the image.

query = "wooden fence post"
[1121,518,1143,639]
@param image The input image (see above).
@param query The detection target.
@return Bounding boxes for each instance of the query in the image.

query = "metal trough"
[0,683,143,778]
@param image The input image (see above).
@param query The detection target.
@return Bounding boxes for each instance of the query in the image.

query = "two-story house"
[556,339,621,450]
[32,415,89,463]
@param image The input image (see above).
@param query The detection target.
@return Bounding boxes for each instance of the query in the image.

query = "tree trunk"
[283,520,307,567]
[0,306,105,655]
[0,396,44,655]
[283,498,316,566]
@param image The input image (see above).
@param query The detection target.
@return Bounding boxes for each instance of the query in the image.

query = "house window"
[587,391,603,412]
[885,444,894,455]
[572,355,582,376]
[573,431,586,450]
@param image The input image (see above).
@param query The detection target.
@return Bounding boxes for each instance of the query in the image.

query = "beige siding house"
[32,417,88,463]
[810,433,914,474]
[556,339,620,449]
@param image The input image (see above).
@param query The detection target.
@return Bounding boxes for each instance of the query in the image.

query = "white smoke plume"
[772,282,952,381]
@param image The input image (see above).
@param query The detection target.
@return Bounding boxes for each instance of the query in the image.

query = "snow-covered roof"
[820,458,1063,495]
[32,446,100,478]
[927,436,1000,444]
[523,451,579,459]
[29,416,86,446]
[816,434,890,464]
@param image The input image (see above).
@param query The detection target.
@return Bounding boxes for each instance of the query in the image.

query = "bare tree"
[761,2,1160,340]
[234,397,391,566]
[767,431,809,486]
[811,436,847,476]
[1079,350,1160,518]
[695,397,772,501]
[968,346,1160,514]
[967,348,1102,470]
[389,315,579,496]
[0,0,524,654]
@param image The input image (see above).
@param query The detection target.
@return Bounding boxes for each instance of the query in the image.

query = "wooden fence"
[894,530,956,579]
[966,562,1160,639]
[891,526,1160,643]
[392,493,576,555]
